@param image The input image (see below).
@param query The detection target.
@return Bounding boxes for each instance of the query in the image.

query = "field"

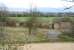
[4,27,49,43]
[3,17,57,43]
[2,17,74,43]
[8,17,74,22]
[0,17,74,50]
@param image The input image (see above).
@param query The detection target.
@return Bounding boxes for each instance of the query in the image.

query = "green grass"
[8,17,74,23]
[8,17,57,23]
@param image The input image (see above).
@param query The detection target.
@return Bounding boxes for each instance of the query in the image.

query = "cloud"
[0,0,74,8]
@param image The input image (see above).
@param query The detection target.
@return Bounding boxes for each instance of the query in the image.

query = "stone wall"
[53,22,72,32]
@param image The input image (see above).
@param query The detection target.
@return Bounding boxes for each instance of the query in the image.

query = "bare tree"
[62,0,74,10]
[0,3,8,50]
[0,3,8,17]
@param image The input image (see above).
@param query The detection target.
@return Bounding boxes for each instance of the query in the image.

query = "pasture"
[0,17,73,43]
[0,17,74,50]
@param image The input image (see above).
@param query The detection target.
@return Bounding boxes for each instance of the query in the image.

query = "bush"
[25,33,49,43]
[59,32,74,42]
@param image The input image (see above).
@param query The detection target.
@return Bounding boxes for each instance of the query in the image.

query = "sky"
[0,0,74,12]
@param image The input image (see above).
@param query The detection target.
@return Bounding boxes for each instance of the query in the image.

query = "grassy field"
[4,27,49,43]
[8,17,57,22]
[8,17,74,23]
[0,17,74,50]
[2,17,74,43]
[0,17,74,44]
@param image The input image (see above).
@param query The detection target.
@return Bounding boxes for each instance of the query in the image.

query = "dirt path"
[22,43,74,50]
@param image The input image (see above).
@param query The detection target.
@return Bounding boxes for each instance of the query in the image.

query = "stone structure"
[47,17,73,41]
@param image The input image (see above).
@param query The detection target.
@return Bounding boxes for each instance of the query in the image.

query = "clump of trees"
[8,12,74,17]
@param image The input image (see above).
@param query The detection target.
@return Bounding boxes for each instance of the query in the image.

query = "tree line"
[0,3,74,17]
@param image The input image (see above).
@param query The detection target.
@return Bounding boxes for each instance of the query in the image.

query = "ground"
[23,43,74,50]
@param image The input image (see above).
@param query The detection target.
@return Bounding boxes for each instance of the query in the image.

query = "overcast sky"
[0,0,74,8]
[0,0,74,12]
